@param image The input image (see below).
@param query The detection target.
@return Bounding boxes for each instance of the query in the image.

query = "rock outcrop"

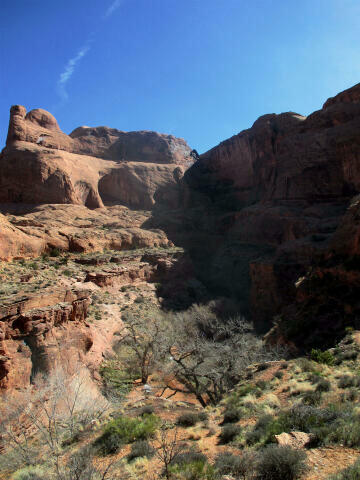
[168,82,360,339]
[0,288,92,391]
[0,105,193,209]
[0,204,172,261]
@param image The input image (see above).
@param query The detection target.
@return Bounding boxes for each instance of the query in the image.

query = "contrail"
[57,44,91,101]
[56,0,123,102]
[104,0,123,19]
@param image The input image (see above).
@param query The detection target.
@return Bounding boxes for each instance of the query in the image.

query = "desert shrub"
[13,466,49,480]
[170,461,215,480]
[173,451,208,466]
[344,388,358,402]
[246,414,282,446]
[197,411,208,422]
[302,390,322,406]
[338,375,356,389]
[246,405,343,446]
[63,269,72,277]
[177,412,201,427]
[296,358,317,372]
[257,363,269,371]
[274,370,284,379]
[214,451,254,478]
[256,379,267,390]
[218,424,242,444]
[100,355,140,400]
[308,372,323,384]
[49,248,61,257]
[321,415,360,447]
[170,451,214,480]
[329,457,360,479]
[311,349,335,366]
[140,405,155,416]
[221,408,242,425]
[256,445,307,480]
[95,414,159,454]
[128,440,154,461]
[315,378,331,392]
[338,350,358,362]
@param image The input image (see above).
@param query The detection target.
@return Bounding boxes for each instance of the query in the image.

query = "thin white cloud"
[104,0,123,18]
[57,44,90,101]
[56,0,123,102]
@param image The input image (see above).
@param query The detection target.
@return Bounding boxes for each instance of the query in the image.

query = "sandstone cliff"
[164,82,360,343]
[0,105,192,209]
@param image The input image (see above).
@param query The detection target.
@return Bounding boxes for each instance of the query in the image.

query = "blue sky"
[0,0,359,153]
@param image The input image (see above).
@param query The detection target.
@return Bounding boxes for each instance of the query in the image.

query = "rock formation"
[0,105,192,209]
[0,288,92,391]
[170,82,360,340]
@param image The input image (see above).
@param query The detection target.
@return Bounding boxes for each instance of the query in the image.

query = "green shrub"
[170,451,215,480]
[296,358,317,372]
[256,379,267,390]
[218,424,242,444]
[236,384,257,397]
[311,349,335,366]
[177,412,201,427]
[308,372,323,384]
[275,370,284,379]
[302,390,322,406]
[338,350,358,362]
[246,414,283,446]
[173,451,208,466]
[169,461,215,480]
[140,405,155,416]
[329,457,360,479]
[214,451,254,478]
[13,466,49,480]
[220,408,242,425]
[95,414,159,454]
[256,445,307,480]
[127,440,154,461]
[338,375,357,389]
[315,378,331,392]
[246,405,343,446]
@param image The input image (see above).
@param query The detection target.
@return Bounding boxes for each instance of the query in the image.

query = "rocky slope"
[0,247,189,393]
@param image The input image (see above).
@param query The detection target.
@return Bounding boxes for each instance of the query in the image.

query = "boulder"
[275,431,315,449]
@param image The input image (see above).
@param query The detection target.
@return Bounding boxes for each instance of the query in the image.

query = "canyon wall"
[171,82,360,343]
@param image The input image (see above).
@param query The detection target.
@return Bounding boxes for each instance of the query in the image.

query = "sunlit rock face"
[0,104,193,209]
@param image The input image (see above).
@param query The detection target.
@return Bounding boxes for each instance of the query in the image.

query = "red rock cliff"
[178,82,360,341]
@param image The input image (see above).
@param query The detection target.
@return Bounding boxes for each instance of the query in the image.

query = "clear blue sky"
[0,0,359,153]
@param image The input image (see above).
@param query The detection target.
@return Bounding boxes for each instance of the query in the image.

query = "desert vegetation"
[1,249,360,479]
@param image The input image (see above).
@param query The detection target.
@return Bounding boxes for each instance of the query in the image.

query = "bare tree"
[158,305,284,407]
[117,309,167,384]
[152,426,185,480]
[0,365,108,479]
[63,445,119,480]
